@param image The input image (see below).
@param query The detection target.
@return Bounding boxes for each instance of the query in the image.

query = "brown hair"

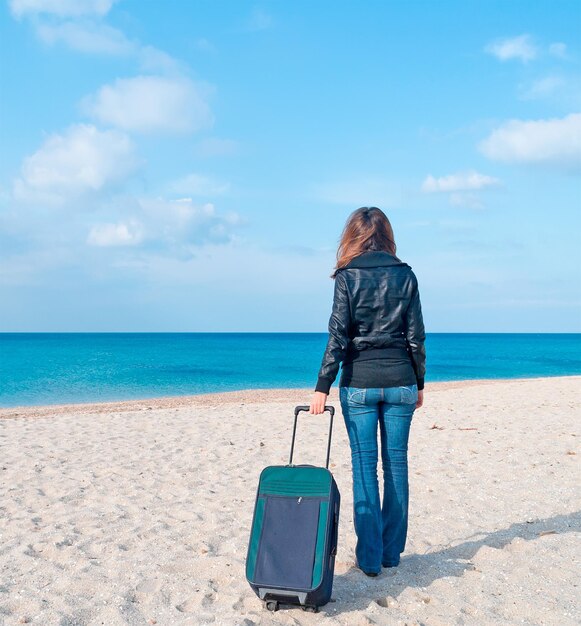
[331,206,398,278]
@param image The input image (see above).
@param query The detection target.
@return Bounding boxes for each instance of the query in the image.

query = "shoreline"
[2,373,580,420]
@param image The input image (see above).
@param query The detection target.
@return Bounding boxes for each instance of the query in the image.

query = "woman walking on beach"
[310,206,426,577]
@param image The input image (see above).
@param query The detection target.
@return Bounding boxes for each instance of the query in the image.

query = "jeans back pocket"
[400,384,418,404]
[346,387,366,404]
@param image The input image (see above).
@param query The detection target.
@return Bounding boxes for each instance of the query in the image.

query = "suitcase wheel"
[302,605,319,613]
[265,600,279,612]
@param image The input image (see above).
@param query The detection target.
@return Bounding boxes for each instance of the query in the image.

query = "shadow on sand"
[271,510,579,617]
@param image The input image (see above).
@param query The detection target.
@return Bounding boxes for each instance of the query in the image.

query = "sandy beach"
[0,375,579,626]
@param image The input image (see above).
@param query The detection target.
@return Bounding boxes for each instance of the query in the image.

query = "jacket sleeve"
[315,271,352,394]
[404,272,426,390]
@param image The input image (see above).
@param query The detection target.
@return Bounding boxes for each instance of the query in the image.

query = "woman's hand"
[310,391,328,414]
[416,389,424,409]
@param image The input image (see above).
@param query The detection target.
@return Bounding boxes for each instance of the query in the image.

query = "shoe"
[382,561,399,568]
[355,561,380,577]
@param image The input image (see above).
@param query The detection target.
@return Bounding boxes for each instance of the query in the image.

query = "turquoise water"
[0,333,579,407]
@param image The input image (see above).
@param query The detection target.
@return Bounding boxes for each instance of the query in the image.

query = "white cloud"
[9,0,116,18]
[35,21,186,71]
[138,45,186,74]
[518,75,581,108]
[479,112,581,172]
[87,219,144,247]
[10,0,185,71]
[422,171,500,193]
[80,75,214,134]
[518,76,565,100]
[549,42,567,59]
[485,34,537,62]
[13,123,140,204]
[196,38,215,53]
[246,8,273,31]
[36,20,134,55]
[133,197,244,256]
[168,174,230,197]
[85,196,245,254]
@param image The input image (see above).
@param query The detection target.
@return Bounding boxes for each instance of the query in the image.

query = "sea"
[0,333,580,408]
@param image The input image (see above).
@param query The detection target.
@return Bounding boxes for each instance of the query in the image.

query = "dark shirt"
[339,356,418,390]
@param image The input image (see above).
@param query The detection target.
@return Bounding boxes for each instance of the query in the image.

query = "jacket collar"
[343,250,409,269]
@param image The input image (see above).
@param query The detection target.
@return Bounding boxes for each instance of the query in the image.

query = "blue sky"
[0,0,580,332]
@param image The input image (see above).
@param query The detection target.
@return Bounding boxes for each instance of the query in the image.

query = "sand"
[0,375,579,626]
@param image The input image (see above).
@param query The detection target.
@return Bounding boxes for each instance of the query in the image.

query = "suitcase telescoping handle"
[289,405,335,470]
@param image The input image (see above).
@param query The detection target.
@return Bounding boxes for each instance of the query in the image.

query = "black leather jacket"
[315,250,426,394]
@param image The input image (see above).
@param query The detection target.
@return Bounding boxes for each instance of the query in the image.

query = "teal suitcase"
[245,405,340,613]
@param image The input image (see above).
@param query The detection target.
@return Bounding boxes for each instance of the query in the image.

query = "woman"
[309,206,426,577]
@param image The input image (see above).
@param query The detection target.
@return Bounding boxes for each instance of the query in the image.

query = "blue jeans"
[339,384,418,573]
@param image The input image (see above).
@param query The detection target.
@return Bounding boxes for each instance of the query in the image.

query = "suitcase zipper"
[258,493,328,500]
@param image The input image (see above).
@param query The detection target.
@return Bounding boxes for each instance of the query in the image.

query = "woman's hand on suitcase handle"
[310,391,328,414]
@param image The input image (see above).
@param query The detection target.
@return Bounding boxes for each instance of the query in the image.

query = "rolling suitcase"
[245,405,340,613]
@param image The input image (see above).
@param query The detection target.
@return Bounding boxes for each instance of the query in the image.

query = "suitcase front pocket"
[253,495,323,590]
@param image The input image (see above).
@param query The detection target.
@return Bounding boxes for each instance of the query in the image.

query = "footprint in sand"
[176,591,215,612]
[136,579,162,594]
[232,595,259,611]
